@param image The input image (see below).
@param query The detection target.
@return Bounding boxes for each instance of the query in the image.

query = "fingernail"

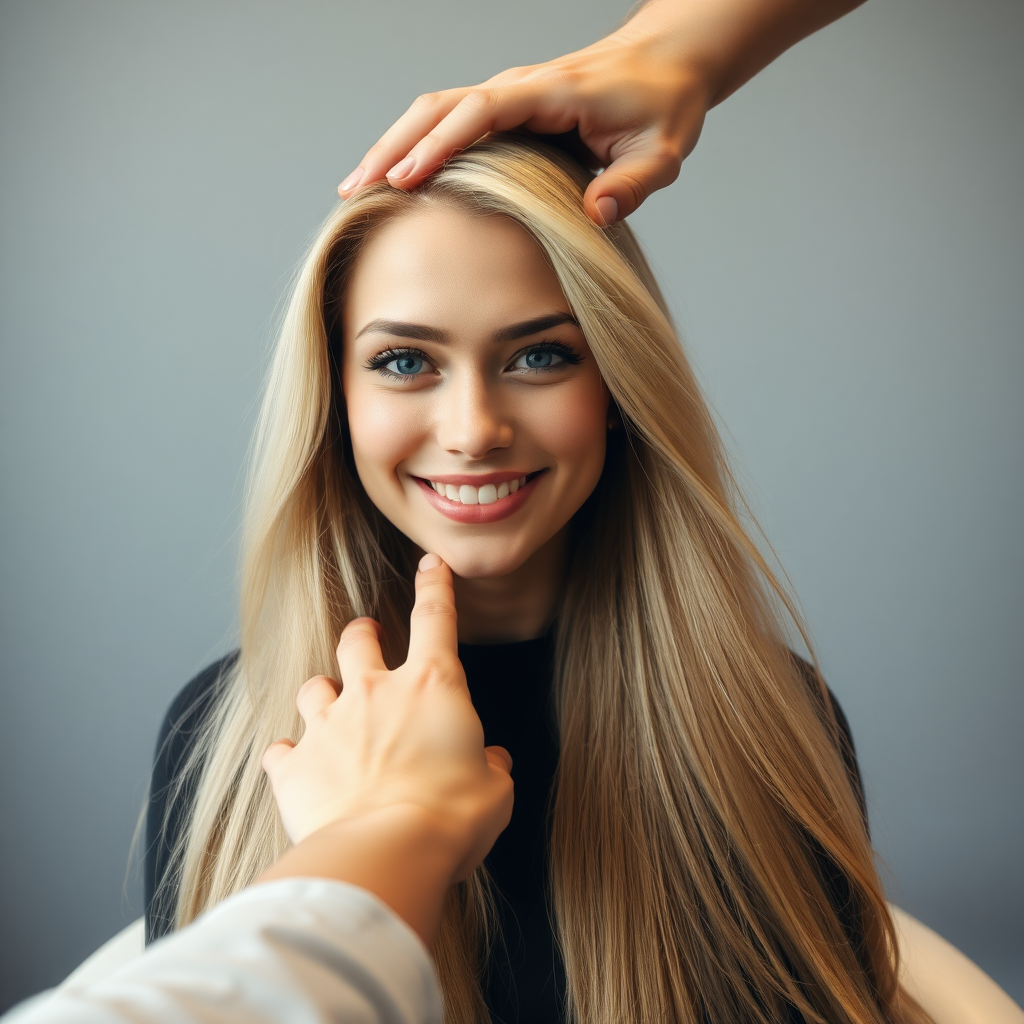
[338,167,365,193]
[595,195,618,227]
[418,552,442,572]
[386,156,415,181]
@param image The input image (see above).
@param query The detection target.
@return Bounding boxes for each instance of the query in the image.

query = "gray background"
[1,0,1020,1011]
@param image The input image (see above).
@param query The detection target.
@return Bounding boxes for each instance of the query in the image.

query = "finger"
[295,675,342,724]
[261,738,295,776]
[582,143,684,225]
[381,82,573,192]
[338,87,475,195]
[485,745,513,776]
[335,616,388,684]
[406,553,459,669]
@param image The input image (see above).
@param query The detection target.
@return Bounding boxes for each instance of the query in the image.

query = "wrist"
[313,804,468,881]
[618,0,868,107]
[258,804,470,947]
[606,3,722,108]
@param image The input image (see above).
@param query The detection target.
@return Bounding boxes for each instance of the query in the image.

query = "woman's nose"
[436,377,513,458]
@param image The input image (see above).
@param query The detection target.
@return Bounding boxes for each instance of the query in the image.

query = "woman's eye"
[512,345,578,372]
[369,350,432,378]
[385,354,426,375]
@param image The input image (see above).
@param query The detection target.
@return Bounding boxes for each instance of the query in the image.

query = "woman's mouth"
[426,474,527,505]
[412,471,545,524]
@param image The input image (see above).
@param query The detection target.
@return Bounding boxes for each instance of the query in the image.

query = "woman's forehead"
[343,206,572,339]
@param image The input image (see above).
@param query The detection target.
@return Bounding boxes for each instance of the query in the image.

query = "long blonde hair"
[158,134,928,1024]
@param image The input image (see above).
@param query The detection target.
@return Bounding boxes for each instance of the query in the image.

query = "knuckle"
[653,137,685,172]
[261,741,288,774]
[413,90,443,110]
[337,623,373,650]
[296,675,324,698]
[532,65,577,93]
[414,654,453,686]
[421,127,449,153]
[490,64,535,86]
[411,597,454,619]
[460,87,499,116]
[618,172,649,208]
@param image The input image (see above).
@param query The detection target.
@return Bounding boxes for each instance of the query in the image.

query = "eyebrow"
[353,312,580,344]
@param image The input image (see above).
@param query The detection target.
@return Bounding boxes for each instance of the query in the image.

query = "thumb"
[583,146,684,226]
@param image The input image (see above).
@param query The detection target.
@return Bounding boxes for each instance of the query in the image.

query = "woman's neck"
[452,529,567,644]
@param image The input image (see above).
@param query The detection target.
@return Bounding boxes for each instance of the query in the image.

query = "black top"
[145,636,865,1024]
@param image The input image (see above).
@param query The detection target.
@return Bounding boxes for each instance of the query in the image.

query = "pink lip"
[412,471,545,524]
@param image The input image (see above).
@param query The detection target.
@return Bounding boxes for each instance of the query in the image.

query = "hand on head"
[338,25,705,228]
[337,0,865,226]
[262,553,513,884]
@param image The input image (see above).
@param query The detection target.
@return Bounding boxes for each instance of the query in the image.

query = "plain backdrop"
[1,0,1021,1011]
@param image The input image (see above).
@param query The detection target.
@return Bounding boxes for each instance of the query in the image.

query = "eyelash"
[365,341,582,380]
[517,341,582,369]
[364,347,432,380]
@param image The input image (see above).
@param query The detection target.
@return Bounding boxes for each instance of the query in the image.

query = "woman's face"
[342,204,609,579]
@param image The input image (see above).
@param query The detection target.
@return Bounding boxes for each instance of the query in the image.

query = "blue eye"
[385,354,426,375]
[523,351,557,369]
[513,344,579,371]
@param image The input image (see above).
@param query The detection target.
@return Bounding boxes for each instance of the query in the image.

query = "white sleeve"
[4,879,443,1024]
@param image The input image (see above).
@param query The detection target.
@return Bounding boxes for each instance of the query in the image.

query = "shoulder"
[154,651,239,765]
[150,651,240,812]
[790,654,856,746]
[146,652,239,939]
[790,652,867,830]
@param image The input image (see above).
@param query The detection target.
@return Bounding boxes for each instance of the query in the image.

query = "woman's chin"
[437,544,532,581]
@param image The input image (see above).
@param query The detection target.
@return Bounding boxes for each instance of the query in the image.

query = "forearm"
[5,881,442,1024]
[619,0,868,106]
[257,805,463,948]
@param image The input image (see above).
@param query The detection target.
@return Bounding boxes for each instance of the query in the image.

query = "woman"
[147,132,926,1024]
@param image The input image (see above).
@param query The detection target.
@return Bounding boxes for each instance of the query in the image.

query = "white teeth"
[428,476,532,504]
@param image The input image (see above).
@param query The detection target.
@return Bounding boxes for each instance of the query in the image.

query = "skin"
[341,205,610,642]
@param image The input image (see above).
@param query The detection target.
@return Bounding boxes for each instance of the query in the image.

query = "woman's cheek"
[348,392,425,487]
[534,379,609,483]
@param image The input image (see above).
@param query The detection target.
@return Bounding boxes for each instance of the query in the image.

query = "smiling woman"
[146,134,930,1024]
[342,206,609,626]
